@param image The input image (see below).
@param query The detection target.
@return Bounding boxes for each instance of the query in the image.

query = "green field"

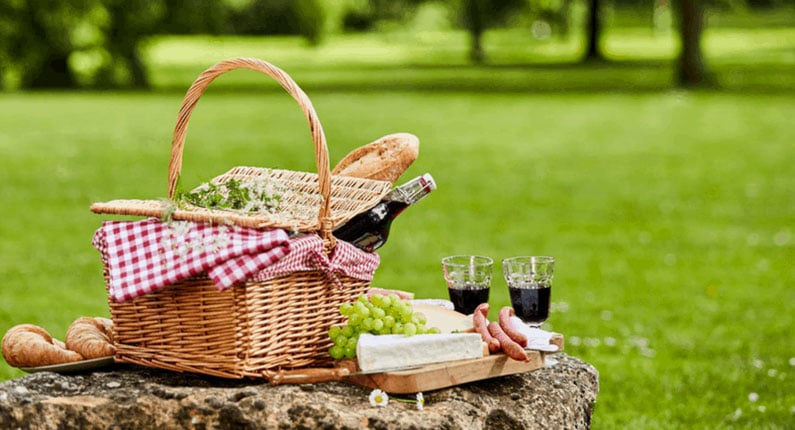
[1,27,794,429]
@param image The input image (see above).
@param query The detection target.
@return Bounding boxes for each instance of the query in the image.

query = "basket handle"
[166,57,335,241]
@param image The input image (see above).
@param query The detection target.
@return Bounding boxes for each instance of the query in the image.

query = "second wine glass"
[502,256,554,327]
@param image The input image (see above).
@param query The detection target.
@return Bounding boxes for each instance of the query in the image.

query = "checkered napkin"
[93,219,291,302]
[252,234,380,286]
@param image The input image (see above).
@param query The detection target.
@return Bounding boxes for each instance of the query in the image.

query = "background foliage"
[3,0,793,89]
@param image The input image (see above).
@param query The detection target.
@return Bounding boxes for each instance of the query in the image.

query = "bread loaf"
[65,317,116,359]
[2,324,84,367]
[332,133,419,184]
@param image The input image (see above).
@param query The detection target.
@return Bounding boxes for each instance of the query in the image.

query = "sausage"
[488,322,529,362]
[473,303,500,353]
[498,307,528,348]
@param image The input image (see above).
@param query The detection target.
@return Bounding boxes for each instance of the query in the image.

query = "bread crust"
[332,133,419,184]
[65,317,116,359]
[2,324,84,367]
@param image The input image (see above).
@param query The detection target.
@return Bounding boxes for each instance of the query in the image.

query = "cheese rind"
[356,333,484,373]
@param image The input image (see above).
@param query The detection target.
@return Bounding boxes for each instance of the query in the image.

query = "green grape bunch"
[328,294,441,360]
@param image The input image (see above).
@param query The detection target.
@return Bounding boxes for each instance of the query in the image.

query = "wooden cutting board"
[344,333,564,393]
[345,351,542,394]
[268,334,563,394]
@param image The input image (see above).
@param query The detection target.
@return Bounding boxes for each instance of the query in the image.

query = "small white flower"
[369,389,388,407]
[416,392,424,411]
[748,392,759,403]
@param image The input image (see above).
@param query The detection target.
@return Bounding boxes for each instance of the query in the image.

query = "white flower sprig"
[369,389,425,410]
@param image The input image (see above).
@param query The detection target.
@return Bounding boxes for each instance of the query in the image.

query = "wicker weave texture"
[108,270,369,378]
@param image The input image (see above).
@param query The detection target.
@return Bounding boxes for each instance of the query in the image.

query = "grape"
[343,344,356,359]
[353,301,370,317]
[399,306,414,323]
[335,334,348,347]
[328,293,441,359]
[370,294,385,308]
[339,303,354,316]
[329,345,344,360]
[348,312,362,326]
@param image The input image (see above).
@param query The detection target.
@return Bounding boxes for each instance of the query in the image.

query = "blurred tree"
[672,0,712,87]
[0,0,169,89]
[97,0,166,88]
[456,0,528,63]
[229,0,327,45]
[0,0,92,88]
[1,0,229,89]
[295,0,327,45]
[159,0,229,34]
[583,0,605,61]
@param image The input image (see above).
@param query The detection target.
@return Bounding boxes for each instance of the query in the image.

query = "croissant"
[2,324,84,367]
[65,317,116,359]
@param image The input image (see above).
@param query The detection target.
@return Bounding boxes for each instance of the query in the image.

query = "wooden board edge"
[346,351,545,394]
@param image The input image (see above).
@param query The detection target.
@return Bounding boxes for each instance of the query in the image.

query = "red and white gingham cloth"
[252,234,380,286]
[93,219,291,302]
[93,219,381,303]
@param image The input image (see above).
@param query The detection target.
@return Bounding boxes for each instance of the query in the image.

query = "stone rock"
[0,354,598,429]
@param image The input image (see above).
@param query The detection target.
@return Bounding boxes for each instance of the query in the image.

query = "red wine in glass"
[447,285,490,315]
[509,283,551,325]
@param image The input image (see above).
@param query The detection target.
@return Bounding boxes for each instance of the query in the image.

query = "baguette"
[332,133,419,184]
[65,317,115,359]
[2,324,84,367]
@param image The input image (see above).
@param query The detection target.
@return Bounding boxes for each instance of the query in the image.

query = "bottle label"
[346,232,384,252]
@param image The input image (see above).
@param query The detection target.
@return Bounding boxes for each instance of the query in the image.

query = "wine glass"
[441,255,493,315]
[502,256,554,327]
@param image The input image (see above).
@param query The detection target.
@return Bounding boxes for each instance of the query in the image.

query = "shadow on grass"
[143,59,795,95]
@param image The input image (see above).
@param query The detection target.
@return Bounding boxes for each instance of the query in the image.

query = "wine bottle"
[333,173,436,252]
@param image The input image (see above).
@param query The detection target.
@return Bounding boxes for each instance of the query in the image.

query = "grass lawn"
[1,27,794,428]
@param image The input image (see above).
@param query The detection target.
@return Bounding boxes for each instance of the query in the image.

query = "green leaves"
[178,178,282,214]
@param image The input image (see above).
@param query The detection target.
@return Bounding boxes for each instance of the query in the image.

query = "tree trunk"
[466,0,485,64]
[673,0,710,87]
[26,17,77,88]
[583,0,604,62]
[122,46,149,88]
[28,54,78,88]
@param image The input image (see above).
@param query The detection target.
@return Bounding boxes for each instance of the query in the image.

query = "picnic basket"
[90,57,394,378]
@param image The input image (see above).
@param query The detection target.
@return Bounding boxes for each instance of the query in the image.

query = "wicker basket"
[92,58,393,379]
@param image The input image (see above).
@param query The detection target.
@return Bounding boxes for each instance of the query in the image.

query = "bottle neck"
[386,173,436,206]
